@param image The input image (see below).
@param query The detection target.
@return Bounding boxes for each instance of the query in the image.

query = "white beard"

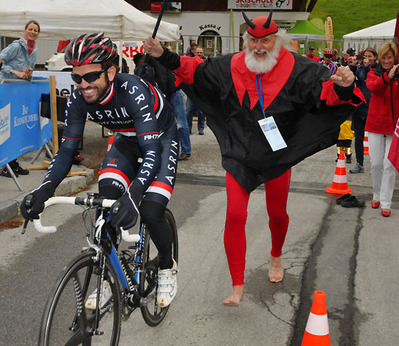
[244,39,282,74]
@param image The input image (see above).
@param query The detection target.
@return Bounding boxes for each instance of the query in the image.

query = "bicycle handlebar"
[27,196,141,243]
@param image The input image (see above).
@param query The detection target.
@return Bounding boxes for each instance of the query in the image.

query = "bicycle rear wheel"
[38,249,121,346]
[140,208,178,326]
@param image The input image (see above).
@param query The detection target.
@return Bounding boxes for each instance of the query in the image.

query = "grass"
[308,0,398,39]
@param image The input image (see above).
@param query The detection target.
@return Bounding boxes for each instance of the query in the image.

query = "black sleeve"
[157,47,181,70]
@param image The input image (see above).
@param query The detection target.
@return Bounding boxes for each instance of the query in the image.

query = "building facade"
[127,0,314,56]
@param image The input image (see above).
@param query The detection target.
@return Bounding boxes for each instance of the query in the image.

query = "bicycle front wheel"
[38,249,121,346]
[140,208,178,326]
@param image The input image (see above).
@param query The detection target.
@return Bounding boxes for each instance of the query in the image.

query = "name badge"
[258,116,287,152]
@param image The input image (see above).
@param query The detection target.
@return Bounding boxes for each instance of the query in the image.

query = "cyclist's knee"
[99,183,124,199]
[140,200,165,226]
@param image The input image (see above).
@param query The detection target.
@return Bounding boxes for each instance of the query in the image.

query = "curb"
[0,168,94,224]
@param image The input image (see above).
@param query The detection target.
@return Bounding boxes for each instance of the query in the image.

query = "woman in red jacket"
[365,42,399,217]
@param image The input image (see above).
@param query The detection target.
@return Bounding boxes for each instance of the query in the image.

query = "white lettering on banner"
[227,0,292,9]
[13,113,38,129]
[0,104,11,146]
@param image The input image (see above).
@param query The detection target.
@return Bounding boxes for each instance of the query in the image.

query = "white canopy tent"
[343,19,396,52]
[0,0,180,41]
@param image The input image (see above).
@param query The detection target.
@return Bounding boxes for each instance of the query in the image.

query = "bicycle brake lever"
[111,201,121,215]
[21,218,29,234]
[21,194,33,234]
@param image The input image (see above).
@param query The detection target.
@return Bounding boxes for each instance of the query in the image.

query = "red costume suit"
[157,46,364,285]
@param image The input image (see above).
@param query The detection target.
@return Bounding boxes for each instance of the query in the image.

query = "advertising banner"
[325,16,334,50]
[228,0,293,10]
[0,81,51,165]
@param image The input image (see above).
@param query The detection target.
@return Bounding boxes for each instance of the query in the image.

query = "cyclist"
[20,33,178,308]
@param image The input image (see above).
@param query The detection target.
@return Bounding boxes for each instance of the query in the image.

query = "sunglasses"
[324,54,332,58]
[71,68,107,84]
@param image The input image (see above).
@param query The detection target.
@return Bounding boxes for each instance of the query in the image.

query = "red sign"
[151,2,162,13]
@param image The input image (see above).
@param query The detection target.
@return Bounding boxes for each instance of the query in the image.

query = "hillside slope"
[308,0,398,39]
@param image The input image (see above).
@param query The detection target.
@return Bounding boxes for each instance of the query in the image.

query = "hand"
[331,66,355,87]
[388,64,399,80]
[109,191,139,229]
[144,36,164,58]
[20,182,55,220]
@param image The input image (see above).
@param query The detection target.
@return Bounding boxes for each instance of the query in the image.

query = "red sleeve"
[320,79,365,106]
[173,56,205,85]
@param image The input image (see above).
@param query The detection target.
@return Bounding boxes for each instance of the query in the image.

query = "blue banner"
[0,81,51,165]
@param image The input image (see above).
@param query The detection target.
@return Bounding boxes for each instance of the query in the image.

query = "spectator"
[186,46,206,135]
[321,49,353,162]
[341,50,350,66]
[306,46,319,62]
[0,19,40,178]
[133,52,145,69]
[365,42,399,217]
[185,40,197,57]
[134,49,192,161]
[319,48,337,74]
[145,12,364,305]
[350,47,378,174]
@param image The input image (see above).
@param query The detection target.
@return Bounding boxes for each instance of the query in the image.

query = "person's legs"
[223,172,249,306]
[265,169,291,282]
[168,90,191,155]
[353,115,366,166]
[368,132,384,203]
[380,135,396,210]
[186,96,195,133]
[197,110,205,133]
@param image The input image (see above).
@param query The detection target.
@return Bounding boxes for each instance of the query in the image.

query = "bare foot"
[268,255,284,283]
[222,285,245,306]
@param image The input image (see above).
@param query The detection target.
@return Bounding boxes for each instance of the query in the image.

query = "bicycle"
[22,192,178,345]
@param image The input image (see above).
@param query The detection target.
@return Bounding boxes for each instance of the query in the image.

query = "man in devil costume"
[145,12,364,306]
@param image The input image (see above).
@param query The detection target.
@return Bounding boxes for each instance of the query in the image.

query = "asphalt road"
[1,123,399,345]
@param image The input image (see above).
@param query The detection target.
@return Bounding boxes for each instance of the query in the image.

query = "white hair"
[242,30,293,74]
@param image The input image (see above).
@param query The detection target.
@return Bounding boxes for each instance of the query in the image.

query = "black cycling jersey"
[44,73,176,202]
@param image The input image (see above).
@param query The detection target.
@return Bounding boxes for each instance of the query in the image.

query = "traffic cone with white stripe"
[326,151,352,195]
[301,291,331,346]
[363,131,369,155]
[107,132,114,153]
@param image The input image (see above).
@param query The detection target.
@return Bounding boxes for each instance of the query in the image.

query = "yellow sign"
[324,16,334,49]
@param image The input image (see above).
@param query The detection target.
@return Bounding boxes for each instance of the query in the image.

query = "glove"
[20,181,55,221]
[109,190,140,229]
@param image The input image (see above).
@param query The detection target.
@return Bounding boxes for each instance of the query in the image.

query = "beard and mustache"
[244,37,282,74]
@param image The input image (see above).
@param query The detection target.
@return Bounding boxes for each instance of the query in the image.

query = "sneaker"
[349,163,364,174]
[85,280,112,310]
[10,161,29,175]
[178,153,190,161]
[157,260,178,308]
[345,156,352,164]
[0,167,16,178]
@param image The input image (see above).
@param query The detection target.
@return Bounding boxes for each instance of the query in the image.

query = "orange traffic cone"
[302,291,331,346]
[363,131,369,155]
[107,133,114,153]
[326,151,352,195]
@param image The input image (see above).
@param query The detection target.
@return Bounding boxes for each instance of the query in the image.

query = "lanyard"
[255,74,266,118]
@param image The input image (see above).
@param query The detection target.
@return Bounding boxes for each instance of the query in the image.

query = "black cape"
[158,47,362,192]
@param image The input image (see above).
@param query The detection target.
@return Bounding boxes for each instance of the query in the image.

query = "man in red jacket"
[145,11,364,306]
[306,46,319,62]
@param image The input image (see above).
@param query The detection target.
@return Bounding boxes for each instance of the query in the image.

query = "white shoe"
[157,260,178,308]
[85,280,112,310]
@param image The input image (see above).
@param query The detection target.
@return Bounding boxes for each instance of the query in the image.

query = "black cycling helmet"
[65,33,117,66]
